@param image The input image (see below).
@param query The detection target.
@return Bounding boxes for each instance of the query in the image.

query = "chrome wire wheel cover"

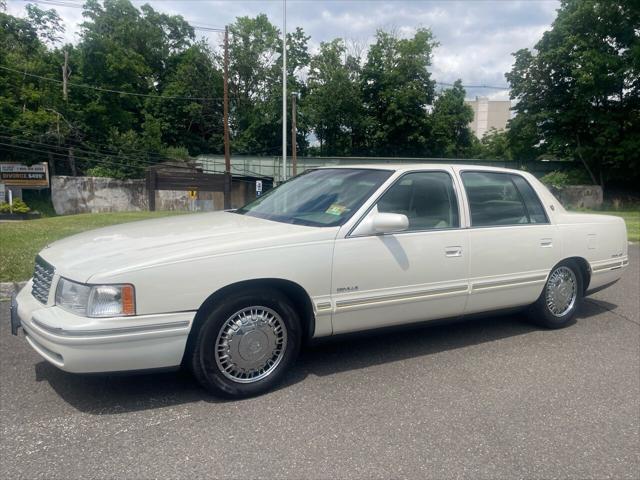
[545,266,578,317]
[215,306,287,383]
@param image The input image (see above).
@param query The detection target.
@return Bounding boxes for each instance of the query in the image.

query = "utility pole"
[68,147,76,176]
[281,0,287,182]
[291,92,297,176]
[61,50,75,175]
[223,26,231,209]
[62,50,69,101]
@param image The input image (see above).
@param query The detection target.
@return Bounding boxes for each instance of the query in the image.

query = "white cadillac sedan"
[12,165,628,398]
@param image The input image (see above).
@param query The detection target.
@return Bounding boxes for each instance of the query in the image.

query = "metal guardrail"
[197,154,577,183]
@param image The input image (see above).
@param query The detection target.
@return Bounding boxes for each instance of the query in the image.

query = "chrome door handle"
[540,238,553,248]
[445,246,462,257]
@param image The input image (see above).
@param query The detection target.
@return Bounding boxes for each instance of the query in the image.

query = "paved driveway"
[1,247,638,479]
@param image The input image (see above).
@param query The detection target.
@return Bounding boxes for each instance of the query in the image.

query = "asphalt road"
[1,248,638,479]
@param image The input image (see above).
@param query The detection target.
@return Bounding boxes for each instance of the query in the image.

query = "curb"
[0,281,27,300]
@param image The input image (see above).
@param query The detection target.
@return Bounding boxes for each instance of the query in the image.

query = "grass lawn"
[0,211,184,283]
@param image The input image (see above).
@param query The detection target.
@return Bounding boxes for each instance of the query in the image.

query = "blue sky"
[8,0,561,99]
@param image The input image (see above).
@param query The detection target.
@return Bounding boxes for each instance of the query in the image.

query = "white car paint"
[14,164,629,373]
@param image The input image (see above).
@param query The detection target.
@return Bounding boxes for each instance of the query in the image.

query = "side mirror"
[372,212,409,234]
[352,211,409,236]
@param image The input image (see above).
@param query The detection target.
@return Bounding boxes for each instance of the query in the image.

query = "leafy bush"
[85,165,128,180]
[540,169,593,187]
[0,199,31,214]
[21,191,56,217]
[163,146,191,161]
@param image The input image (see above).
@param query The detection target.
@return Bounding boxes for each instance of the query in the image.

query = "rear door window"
[462,172,529,227]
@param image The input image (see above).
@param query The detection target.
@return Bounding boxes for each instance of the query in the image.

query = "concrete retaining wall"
[52,176,604,215]
[52,176,148,214]
[51,176,254,215]
[549,185,604,209]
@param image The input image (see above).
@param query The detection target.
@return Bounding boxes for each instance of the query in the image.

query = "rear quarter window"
[510,175,549,224]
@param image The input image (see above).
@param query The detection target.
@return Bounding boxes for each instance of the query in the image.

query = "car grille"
[32,256,55,304]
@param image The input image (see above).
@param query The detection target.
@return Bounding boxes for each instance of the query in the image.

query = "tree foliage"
[0,1,482,178]
[429,80,474,157]
[305,39,364,155]
[361,29,438,156]
[14,0,639,182]
[506,0,640,186]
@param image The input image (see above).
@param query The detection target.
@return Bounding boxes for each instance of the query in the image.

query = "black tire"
[529,260,584,329]
[190,288,301,398]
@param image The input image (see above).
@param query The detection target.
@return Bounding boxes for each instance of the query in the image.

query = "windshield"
[236,168,392,227]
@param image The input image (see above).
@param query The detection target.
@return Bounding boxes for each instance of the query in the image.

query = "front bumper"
[13,281,195,373]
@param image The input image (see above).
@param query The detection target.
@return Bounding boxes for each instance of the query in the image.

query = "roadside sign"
[0,163,49,188]
[188,190,197,199]
[256,180,263,197]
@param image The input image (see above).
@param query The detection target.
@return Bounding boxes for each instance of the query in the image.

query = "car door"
[331,170,469,334]
[460,170,561,314]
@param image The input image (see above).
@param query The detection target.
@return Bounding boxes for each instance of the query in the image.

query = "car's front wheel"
[530,260,584,328]
[190,288,301,398]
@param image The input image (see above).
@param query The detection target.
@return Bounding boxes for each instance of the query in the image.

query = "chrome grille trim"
[32,256,55,304]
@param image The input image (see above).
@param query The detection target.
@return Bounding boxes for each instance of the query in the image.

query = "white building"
[465,96,511,139]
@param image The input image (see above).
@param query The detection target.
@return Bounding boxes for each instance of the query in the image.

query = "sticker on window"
[325,204,348,216]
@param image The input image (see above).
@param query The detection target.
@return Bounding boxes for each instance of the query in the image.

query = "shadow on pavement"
[33,301,605,415]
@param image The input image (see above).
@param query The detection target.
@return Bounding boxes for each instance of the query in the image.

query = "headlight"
[55,278,135,317]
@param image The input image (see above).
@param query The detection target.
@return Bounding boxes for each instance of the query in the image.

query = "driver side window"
[376,172,460,231]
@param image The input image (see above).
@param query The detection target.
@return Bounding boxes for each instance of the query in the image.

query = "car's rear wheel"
[190,288,301,398]
[530,260,583,328]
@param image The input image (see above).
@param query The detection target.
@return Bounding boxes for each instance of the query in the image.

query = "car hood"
[39,212,337,282]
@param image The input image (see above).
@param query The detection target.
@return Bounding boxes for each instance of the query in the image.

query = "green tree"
[24,3,64,45]
[0,1,211,178]
[145,42,224,155]
[506,0,640,186]
[361,29,438,156]
[77,0,194,139]
[228,14,309,155]
[476,128,512,161]
[0,4,67,171]
[429,80,474,157]
[305,39,364,155]
[71,0,204,177]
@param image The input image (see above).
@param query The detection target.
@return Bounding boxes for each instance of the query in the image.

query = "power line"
[0,135,275,180]
[0,142,145,172]
[0,134,167,164]
[0,133,185,166]
[0,65,230,101]
[0,125,291,160]
[0,136,197,171]
[1,65,509,102]
[0,125,178,161]
[0,123,221,158]
[435,81,509,91]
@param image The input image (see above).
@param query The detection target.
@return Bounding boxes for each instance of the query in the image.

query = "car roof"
[317,163,526,175]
